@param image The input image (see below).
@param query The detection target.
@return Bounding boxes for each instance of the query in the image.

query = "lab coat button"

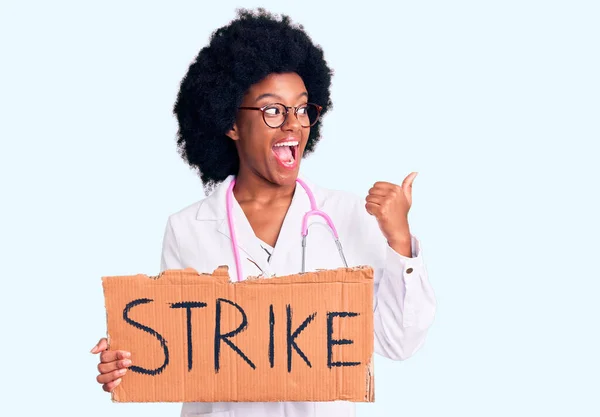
[406,268,413,274]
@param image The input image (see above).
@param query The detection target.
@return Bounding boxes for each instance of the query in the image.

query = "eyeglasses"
[238,103,322,128]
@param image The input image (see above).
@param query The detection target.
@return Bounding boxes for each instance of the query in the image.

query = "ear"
[225,122,240,141]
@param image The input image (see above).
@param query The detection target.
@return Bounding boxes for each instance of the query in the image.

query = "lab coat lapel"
[268,177,313,274]
[216,196,274,279]
[197,174,316,278]
[197,175,273,280]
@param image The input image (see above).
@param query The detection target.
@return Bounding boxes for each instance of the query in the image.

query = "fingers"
[365,195,384,205]
[369,173,417,205]
[98,358,132,374]
[369,181,403,197]
[372,181,396,190]
[91,338,108,354]
[96,350,131,391]
[97,367,128,385]
[367,187,387,197]
[365,202,382,217]
[366,185,395,216]
[371,173,418,193]
[370,182,396,195]
[103,378,122,393]
[92,338,132,392]
[100,350,131,363]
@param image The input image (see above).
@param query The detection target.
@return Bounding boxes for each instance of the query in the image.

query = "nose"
[281,107,302,132]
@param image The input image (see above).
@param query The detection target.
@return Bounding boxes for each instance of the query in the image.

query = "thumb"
[402,172,418,205]
[91,337,108,354]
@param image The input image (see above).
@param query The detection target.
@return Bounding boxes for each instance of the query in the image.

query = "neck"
[233,169,297,205]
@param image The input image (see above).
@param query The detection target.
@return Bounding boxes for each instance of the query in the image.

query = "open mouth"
[272,140,299,168]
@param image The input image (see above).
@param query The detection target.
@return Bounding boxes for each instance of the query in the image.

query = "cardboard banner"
[102,266,374,403]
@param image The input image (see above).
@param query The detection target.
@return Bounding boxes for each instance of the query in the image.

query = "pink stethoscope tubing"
[226,177,348,282]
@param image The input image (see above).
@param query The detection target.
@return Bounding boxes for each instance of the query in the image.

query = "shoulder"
[311,182,365,214]
[310,181,375,228]
[310,180,385,249]
[166,176,232,226]
[307,179,363,207]
[161,200,204,234]
[169,200,204,220]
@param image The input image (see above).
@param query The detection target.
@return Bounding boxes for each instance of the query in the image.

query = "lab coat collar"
[194,175,234,221]
[195,174,319,221]
[196,173,318,278]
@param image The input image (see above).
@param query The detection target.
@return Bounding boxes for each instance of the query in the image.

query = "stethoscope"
[226,177,349,282]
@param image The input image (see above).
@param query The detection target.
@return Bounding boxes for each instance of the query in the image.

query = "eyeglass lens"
[263,104,320,128]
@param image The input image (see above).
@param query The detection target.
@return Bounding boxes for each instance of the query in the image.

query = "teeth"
[273,141,298,147]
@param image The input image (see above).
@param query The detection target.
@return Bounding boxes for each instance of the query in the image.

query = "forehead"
[245,72,307,101]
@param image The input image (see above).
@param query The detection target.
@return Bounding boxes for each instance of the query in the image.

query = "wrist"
[387,232,412,258]
[387,227,411,247]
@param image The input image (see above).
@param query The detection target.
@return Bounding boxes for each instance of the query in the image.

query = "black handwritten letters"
[123,298,361,376]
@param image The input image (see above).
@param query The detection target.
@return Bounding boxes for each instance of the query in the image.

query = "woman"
[91,8,436,417]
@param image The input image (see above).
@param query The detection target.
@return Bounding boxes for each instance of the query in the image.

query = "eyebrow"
[255,92,308,103]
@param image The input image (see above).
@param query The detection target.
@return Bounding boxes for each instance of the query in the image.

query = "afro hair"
[173,8,334,192]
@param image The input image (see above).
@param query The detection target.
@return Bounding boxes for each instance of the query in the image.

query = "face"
[226,72,311,186]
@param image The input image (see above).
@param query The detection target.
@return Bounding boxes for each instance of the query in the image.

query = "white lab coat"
[160,174,437,417]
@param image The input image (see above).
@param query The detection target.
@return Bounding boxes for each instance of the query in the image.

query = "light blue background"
[1,1,598,416]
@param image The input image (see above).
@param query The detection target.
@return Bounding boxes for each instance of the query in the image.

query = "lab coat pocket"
[183,412,232,417]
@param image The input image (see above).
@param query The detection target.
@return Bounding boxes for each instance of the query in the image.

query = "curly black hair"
[173,8,334,192]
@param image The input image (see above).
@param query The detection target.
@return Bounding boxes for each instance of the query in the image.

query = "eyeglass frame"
[238,102,323,128]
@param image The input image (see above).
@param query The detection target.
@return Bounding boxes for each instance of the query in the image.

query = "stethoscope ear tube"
[228,177,349,280]
[335,239,349,268]
[301,235,307,273]
[226,179,245,282]
[300,232,349,273]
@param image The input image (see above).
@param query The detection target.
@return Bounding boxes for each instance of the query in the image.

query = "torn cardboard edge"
[131,264,374,284]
